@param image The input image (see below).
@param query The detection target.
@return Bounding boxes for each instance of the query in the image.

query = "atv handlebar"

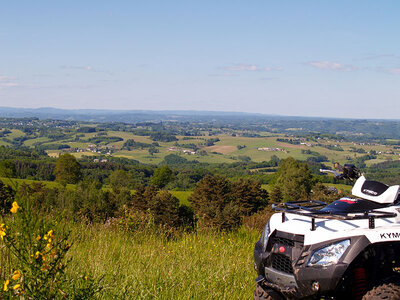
[320,163,361,182]
[319,169,341,177]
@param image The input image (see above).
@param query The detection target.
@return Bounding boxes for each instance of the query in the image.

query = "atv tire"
[253,284,284,300]
[362,283,400,300]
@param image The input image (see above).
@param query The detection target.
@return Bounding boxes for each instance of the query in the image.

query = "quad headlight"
[307,239,350,267]
[261,221,271,250]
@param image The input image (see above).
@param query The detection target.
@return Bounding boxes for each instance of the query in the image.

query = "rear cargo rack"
[272,200,397,231]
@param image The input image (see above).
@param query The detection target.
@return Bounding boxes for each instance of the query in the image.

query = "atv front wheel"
[362,283,400,300]
[253,284,284,300]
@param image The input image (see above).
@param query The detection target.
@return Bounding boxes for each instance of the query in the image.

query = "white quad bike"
[254,164,400,299]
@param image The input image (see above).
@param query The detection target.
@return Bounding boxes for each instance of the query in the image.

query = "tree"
[148,190,180,228]
[150,132,178,142]
[231,178,268,215]
[54,153,82,185]
[130,186,182,229]
[189,175,269,230]
[162,154,188,166]
[310,182,339,203]
[269,155,280,166]
[189,175,236,230]
[269,185,283,203]
[148,147,159,156]
[275,157,313,202]
[111,187,131,213]
[74,179,115,222]
[0,160,16,178]
[109,169,132,191]
[238,155,252,162]
[131,184,157,212]
[17,182,55,212]
[150,166,174,188]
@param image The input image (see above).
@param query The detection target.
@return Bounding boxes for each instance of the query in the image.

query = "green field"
[170,190,192,206]
[0,140,11,146]
[2,124,400,166]
[0,177,74,190]
[7,129,25,139]
[23,136,51,147]
[62,224,259,299]
[0,216,260,299]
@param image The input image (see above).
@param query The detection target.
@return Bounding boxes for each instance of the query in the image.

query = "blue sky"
[0,1,399,118]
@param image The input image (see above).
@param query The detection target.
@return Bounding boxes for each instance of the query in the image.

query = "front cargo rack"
[272,200,397,231]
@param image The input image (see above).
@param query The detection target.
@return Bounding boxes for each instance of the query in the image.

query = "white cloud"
[386,68,400,74]
[61,65,112,75]
[265,66,283,71]
[0,75,13,81]
[226,64,259,71]
[309,61,356,71]
[0,75,19,89]
[61,65,92,71]
[224,64,282,72]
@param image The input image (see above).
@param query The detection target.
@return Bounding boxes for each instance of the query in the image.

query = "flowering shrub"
[0,197,101,299]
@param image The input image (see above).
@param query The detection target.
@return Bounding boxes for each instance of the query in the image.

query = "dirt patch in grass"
[206,145,237,154]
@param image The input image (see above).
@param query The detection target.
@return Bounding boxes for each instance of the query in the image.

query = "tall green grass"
[64,223,260,299]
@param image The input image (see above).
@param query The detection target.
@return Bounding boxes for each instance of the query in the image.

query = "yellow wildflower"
[11,270,21,281]
[47,230,54,238]
[0,228,5,240]
[40,265,49,272]
[10,202,20,214]
[3,280,9,291]
[12,284,20,290]
[35,251,40,259]
[36,235,41,241]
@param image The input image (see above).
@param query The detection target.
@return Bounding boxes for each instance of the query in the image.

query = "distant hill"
[1,106,400,139]
[0,106,273,123]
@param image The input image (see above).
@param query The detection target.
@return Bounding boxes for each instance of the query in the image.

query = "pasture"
[0,122,397,166]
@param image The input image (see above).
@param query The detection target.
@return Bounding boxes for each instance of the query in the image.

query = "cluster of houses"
[93,158,108,163]
[72,144,113,155]
[257,147,287,153]
[168,147,196,155]
[352,142,378,146]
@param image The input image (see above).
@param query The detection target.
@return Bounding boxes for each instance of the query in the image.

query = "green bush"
[189,175,268,230]
[0,197,101,299]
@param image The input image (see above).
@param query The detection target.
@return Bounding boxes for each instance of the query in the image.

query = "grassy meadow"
[66,224,259,299]
[1,215,260,299]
